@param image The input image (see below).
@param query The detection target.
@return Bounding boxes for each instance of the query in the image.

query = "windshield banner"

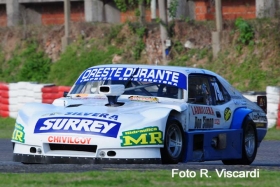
[75,67,187,89]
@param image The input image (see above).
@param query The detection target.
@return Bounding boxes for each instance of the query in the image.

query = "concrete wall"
[104,1,120,23]
[256,0,276,18]
[84,0,103,22]
[19,3,41,25]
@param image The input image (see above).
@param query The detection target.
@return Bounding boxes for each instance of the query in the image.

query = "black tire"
[222,116,257,165]
[160,119,185,164]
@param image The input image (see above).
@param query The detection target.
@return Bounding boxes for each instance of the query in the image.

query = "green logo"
[12,123,25,143]
[120,126,163,147]
[224,108,232,121]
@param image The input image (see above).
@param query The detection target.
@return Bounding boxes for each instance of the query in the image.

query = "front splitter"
[13,154,162,164]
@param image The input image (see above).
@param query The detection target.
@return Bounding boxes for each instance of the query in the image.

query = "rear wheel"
[161,119,185,164]
[222,116,257,165]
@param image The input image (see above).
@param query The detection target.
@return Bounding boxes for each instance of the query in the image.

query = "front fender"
[17,102,60,126]
[230,107,252,129]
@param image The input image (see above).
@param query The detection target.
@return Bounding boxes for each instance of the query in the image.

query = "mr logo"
[12,123,25,143]
[34,117,121,138]
[120,127,163,146]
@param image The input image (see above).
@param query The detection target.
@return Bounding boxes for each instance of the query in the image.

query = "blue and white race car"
[12,64,267,164]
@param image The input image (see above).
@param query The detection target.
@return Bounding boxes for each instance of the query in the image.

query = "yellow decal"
[224,108,232,121]
[120,127,163,146]
[12,123,25,143]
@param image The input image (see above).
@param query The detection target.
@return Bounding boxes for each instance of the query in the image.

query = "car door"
[188,74,232,130]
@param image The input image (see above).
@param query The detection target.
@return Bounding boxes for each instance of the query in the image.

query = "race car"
[12,64,268,164]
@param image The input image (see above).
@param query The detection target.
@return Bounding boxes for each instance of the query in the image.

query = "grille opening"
[30,147,36,153]
[49,144,97,153]
[107,151,116,157]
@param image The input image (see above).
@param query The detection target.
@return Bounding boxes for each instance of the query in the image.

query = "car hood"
[16,96,187,138]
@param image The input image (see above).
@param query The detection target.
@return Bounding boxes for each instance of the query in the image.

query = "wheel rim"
[244,125,255,157]
[166,124,183,158]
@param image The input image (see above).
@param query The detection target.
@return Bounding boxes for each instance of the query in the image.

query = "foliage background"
[0,18,280,92]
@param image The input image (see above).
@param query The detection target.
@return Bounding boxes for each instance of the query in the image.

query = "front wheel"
[222,116,257,165]
[160,119,185,164]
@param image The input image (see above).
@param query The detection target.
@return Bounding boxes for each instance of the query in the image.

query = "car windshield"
[70,80,183,99]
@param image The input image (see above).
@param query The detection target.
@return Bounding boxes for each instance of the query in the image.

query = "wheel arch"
[230,107,253,129]
[161,115,186,164]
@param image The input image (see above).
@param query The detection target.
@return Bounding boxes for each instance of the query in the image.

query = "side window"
[210,77,231,105]
[188,76,212,105]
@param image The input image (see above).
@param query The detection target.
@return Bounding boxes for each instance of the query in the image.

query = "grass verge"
[0,117,15,139]
[0,170,280,187]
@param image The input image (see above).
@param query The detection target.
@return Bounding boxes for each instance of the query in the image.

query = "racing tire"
[222,116,257,165]
[160,119,185,164]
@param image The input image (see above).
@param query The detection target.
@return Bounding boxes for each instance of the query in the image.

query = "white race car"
[12,64,267,164]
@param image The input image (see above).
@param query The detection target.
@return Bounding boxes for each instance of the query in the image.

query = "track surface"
[0,139,279,173]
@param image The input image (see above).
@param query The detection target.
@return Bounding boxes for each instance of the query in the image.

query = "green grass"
[0,170,279,187]
[0,117,15,139]
[1,117,279,140]
[264,126,280,140]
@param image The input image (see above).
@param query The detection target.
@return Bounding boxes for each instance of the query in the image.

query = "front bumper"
[13,154,161,164]
[12,142,162,164]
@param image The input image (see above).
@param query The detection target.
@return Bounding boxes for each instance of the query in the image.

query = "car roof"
[92,64,218,77]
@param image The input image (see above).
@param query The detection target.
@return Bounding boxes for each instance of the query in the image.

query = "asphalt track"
[0,139,279,173]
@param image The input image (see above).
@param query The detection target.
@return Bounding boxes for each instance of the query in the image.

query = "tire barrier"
[0,83,9,118]
[0,82,71,119]
[41,86,71,104]
[266,86,280,129]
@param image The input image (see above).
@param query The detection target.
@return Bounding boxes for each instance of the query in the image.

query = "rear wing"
[257,96,267,114]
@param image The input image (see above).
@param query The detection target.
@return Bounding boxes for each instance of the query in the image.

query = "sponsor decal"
[75,67,187,89]
[194,116,214,129]
[71,96,106,100]
[120,126,163,146]
[48,136,91,144]
[34,117,121,138]
[42,112,63,117]
[74,94,88,97]
[233,99,246,105]
[252,112,267,122]
[224,108,231,121]
[214,119,220,125]
[64,112,118,121]
[12,123,25,143]
[255,123,267,128]
[191,106,215,116]
[128,96,159,103]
